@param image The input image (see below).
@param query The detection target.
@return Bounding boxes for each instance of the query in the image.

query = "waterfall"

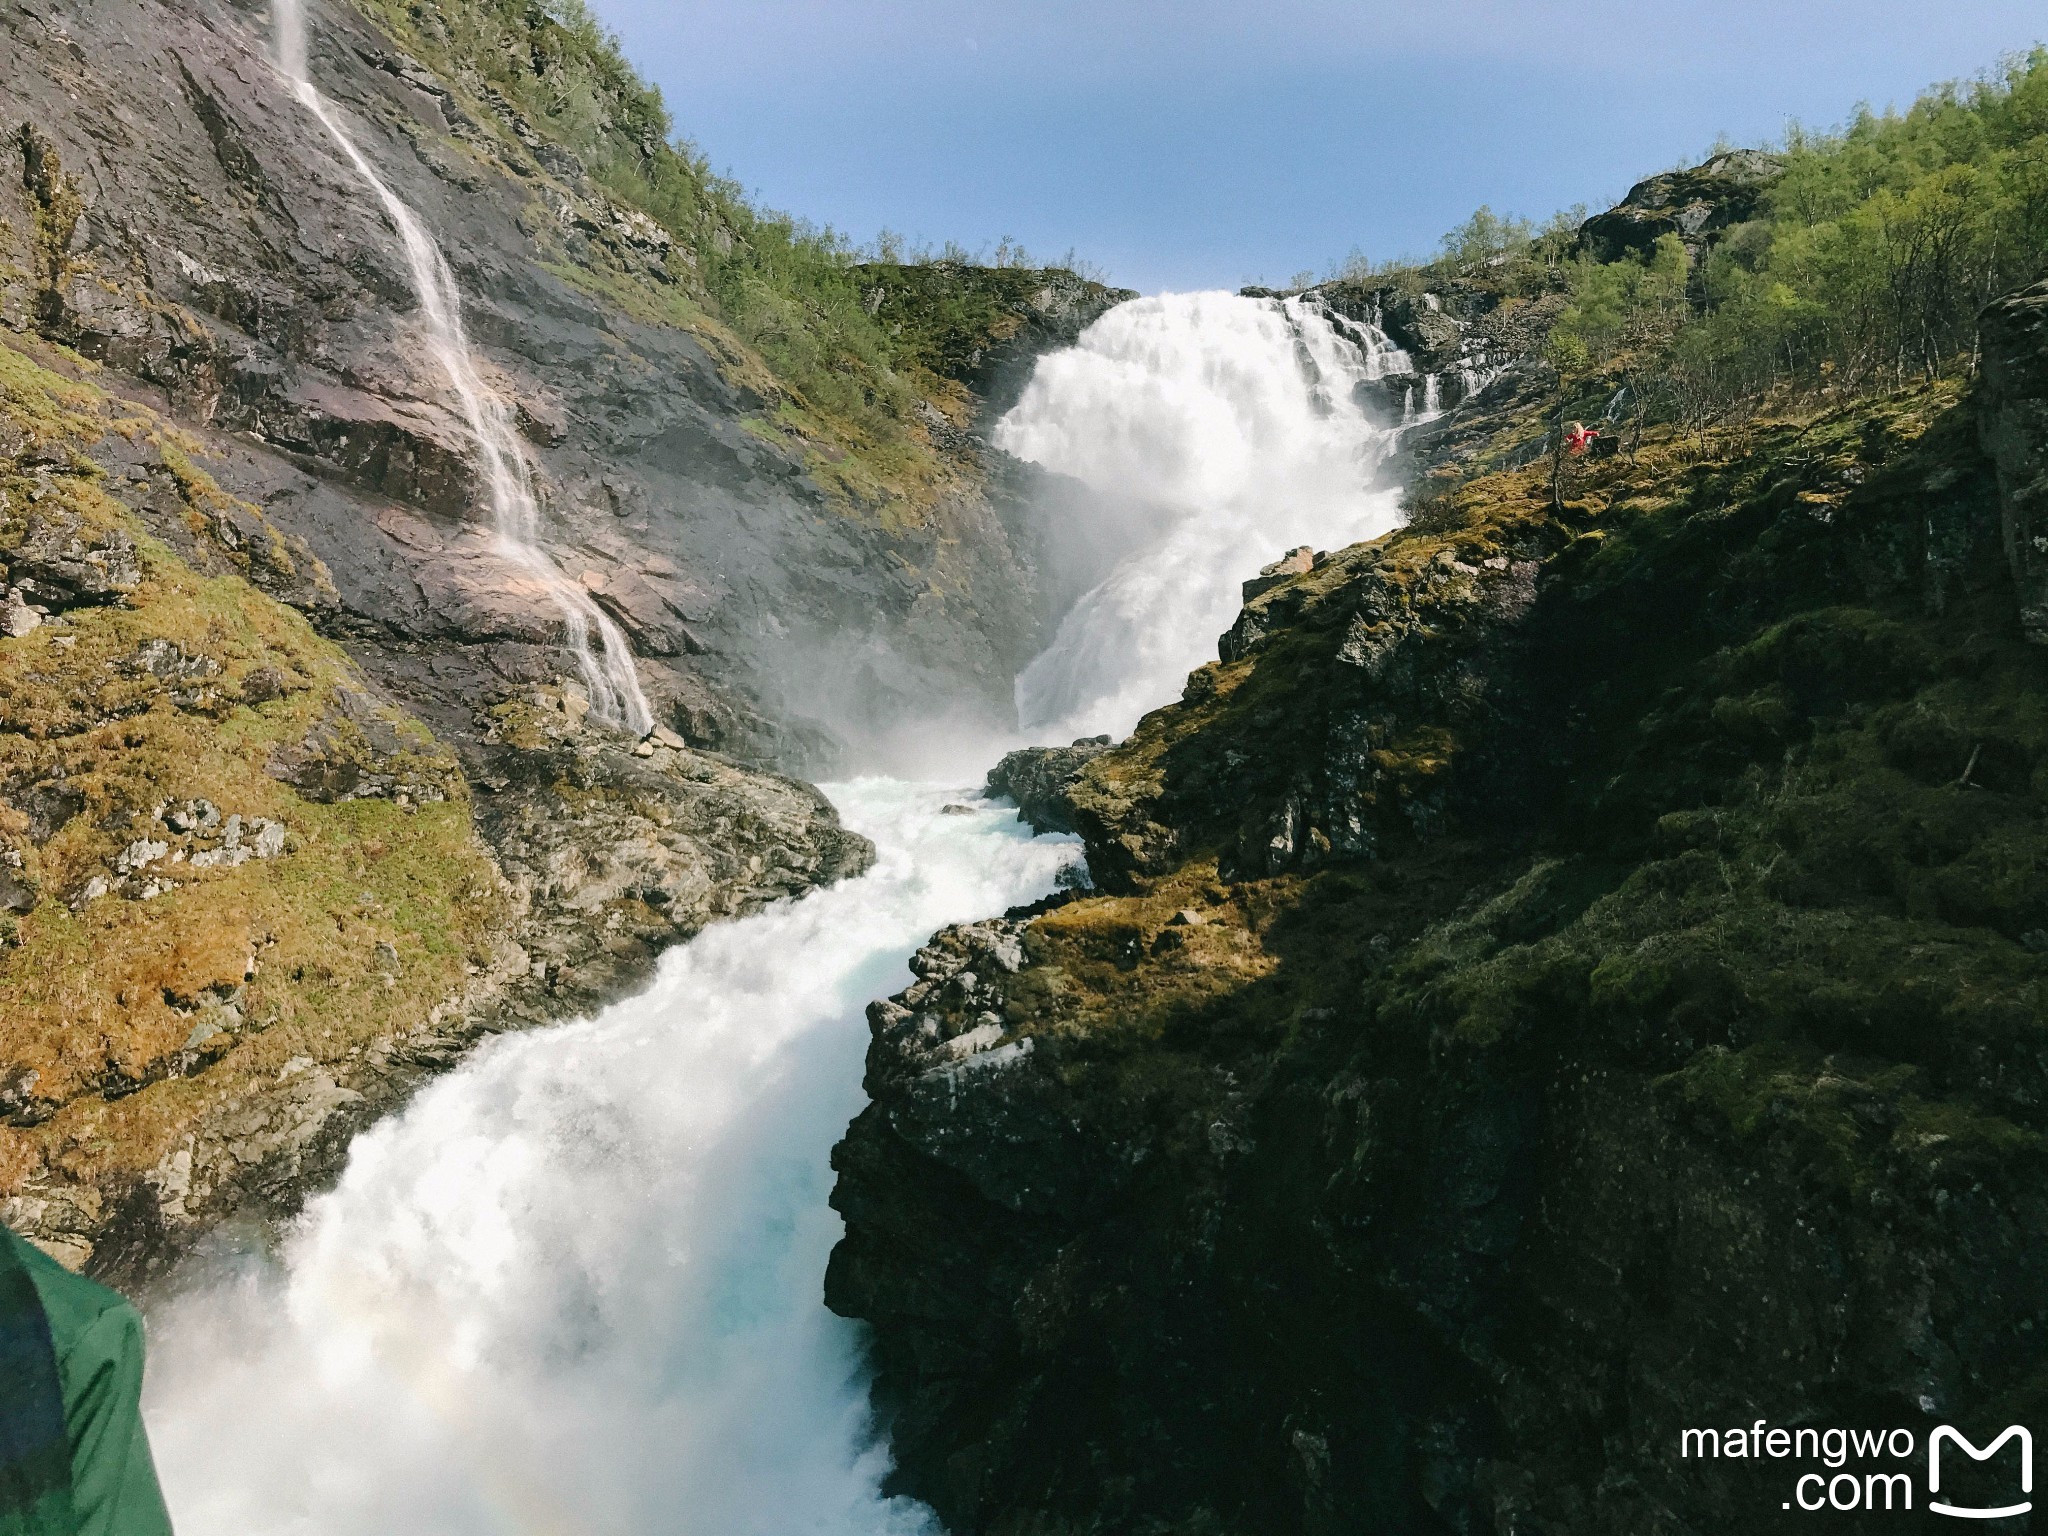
[996,291,1407,743]
[145,783,1080,1536]
[273,0,652,733]
[141,59,1421,1524]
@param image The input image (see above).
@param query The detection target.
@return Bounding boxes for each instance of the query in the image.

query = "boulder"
[6,508,141,609]
[1241,545,1315,603]
[0,588,41,637]
[983,737,1112,834]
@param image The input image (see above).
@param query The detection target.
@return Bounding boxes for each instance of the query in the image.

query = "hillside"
[826,60,2048,1525]
[0,0,1117,1278]
[0,0,1130,771]
[830,345,2048,1534]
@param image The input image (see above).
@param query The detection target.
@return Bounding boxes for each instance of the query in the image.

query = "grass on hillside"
[0,338,506,1218]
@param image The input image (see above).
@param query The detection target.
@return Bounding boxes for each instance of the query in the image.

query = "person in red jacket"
[1564,420,1600,455]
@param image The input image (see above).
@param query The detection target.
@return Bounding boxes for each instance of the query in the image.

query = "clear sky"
[581,0,2048,294]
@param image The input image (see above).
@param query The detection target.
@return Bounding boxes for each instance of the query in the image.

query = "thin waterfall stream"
[273,0,651,733]
[141,21,1425,1526]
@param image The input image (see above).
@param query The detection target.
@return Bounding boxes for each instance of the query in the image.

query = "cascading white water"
[143,53,1422,1519]
[995,291,1410,743]
[274,0,651,733]
[145,783,1078,1535]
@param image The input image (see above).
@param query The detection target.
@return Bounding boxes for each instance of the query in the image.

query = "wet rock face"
[0,0,1105,769]
[1978,275,2048,642]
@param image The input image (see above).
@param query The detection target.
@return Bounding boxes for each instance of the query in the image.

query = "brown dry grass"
[0,338,507,1203]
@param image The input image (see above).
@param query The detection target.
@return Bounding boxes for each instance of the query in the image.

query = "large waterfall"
[142,25,1423,1526]
[998,291,1411,742]
[273,0,652,733]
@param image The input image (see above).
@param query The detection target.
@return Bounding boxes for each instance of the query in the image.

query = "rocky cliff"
[1980,275,2048,644]
[0,0,1125,770]
[0,332,873,1279]
[0,0,1122,1279]
[829,321,2048,1529]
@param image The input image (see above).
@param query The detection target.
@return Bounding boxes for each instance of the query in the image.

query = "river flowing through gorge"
[145,781,1081,1536]
[139,32,1420,1518]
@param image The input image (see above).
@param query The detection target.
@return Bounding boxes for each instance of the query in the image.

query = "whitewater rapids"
[145,784,1079,1536]
[142,275,1426,1532]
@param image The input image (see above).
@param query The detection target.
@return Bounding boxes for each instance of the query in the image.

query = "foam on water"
[146,782,1081,1535]
[996,291,1410,742]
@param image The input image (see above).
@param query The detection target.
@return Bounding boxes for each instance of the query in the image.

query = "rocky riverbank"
[828,278,2048,1533]
[0,0,1120,1279]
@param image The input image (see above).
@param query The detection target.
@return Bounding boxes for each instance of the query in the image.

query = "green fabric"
[2,1230,172,1536]
[0,1227,74,1536]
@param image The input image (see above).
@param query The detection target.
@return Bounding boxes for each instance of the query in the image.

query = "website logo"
[1929,1425,2032,1520]
[1679,1419,2036,1515]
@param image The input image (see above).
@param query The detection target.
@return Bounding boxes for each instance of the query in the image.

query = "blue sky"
[583,0,2048,294]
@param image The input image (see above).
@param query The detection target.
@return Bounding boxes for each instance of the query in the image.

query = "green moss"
[0,337,506,1210]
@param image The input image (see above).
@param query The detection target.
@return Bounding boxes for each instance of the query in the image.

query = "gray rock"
[115,839,170,874]
[130,639,219,681]
[0,860,37,915]
[1241,545,1315,604]
[266,693,445,804]
[5,508,142,609]
[163,799,220,834]
[983,738,1112,834]
[0,588,42,637]
[1576,149,1783,264]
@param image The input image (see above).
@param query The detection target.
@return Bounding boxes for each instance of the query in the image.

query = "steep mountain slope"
[828,307,2048,1532]
[0,0,1127,1278]
[0,333,872,1278]
[0,0,1125,767]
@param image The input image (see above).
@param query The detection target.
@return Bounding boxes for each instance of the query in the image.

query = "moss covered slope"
[0,336,509,1271]
[828,364,2048,1532]
[0,334,873,1279]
